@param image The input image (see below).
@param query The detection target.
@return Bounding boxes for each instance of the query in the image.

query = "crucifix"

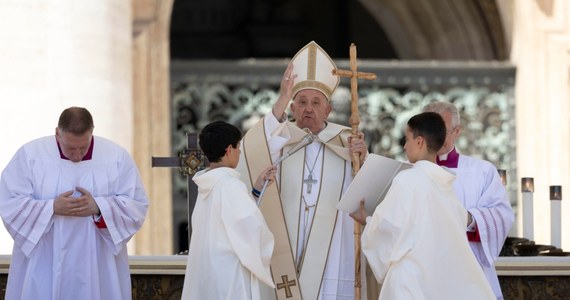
[151,132,208,253]
[332,43,376,299]
[303,174,318,194]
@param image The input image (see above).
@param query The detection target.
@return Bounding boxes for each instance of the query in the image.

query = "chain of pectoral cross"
[297,195,316,273]
[297,143,323,274]
[303,143,324,194]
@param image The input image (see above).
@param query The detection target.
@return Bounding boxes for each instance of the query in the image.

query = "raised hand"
[273,63,298,120]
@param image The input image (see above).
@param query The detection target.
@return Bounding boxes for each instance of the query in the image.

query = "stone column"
[510,0,570,248]
[132,0,174,255]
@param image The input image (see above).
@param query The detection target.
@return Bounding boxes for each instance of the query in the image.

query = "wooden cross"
[332,43,376,299]
[303,174,318,194]
[151,132,208,252]
[332,43,376,172]
[276,275,297,298]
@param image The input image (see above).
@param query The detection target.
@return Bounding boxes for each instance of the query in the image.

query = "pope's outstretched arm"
[272,64,297,121]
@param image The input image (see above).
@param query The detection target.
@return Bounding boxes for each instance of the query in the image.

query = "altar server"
[182,121,276,300]
[351,112,495,300]
[423,101,514,299]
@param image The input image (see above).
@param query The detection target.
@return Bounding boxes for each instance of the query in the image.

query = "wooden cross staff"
[332,43,376,299]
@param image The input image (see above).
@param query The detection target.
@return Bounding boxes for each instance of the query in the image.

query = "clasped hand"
[54,187,100,217]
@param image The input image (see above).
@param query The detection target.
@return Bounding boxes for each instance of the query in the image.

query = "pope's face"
[290,89,332,134]
[56,128,92,163]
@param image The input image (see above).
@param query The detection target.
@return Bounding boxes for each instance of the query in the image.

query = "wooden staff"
[332,43,376,299]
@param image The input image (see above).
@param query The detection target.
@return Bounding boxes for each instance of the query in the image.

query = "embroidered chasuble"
[237,113,367,300]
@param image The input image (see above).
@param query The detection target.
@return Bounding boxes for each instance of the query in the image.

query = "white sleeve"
[0,148,55,257]
[93,150,149,255]
[263,112,293,164]
[466,162,514,266]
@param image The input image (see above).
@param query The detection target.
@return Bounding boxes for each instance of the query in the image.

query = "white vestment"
[237,113,367,300]
[453,153,514,299]
[362,161,495,300]
[0,136,149,300]
[181,167,275,300]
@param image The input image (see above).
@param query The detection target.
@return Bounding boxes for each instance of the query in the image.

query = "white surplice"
[0,136,149,300]
[181,167,274,300]
[362,161,495,300]
[253,112,366,300]
[452,153,514,299]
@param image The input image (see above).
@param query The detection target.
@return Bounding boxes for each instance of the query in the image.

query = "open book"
[337,154,412,215]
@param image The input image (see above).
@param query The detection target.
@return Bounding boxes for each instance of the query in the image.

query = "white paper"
[337,153,412,215]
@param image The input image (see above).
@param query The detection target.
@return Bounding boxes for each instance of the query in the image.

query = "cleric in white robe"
[423,101,514,299]
[0,107,149,300]
[352,112,495,300]
[182,121,275,300]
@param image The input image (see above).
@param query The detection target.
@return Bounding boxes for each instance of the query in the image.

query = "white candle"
[550,185,562,248]
[521,177,534,241]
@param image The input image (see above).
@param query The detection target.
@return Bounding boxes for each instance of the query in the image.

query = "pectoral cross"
[303,174,318,194]
[332,43,376,299]
[276,275,297,298]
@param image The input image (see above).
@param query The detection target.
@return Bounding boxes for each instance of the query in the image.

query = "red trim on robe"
[466,224,481,242]
[94,215,107,229]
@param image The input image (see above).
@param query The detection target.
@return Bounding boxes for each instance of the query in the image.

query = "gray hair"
[422,102,461,128]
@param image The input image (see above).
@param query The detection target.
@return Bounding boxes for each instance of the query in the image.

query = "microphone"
[257,132,316,206]
[271,134,315,166]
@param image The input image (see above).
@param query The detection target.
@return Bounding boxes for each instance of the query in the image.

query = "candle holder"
[500,237,528,256]
[550,185,562,200]
[521,177,534,193]
[513,241,555,256]
[539,248,570,256]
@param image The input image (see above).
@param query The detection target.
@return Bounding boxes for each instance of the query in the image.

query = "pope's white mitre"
[291,41,339,100]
